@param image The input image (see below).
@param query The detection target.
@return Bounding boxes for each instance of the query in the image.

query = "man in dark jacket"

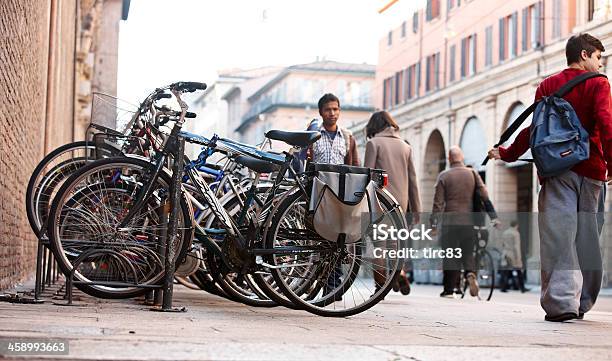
[489,33,612,322]
[432,146,499,298]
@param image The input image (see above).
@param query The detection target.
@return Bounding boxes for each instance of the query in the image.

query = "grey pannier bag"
[308,163,385,244]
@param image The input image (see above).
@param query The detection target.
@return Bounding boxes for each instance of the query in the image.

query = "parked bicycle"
[31,80,406,317]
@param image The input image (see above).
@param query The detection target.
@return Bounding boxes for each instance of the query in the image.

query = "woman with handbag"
[364,111,421,295]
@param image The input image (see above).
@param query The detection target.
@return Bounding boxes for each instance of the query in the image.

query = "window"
[485,26,493,66]
[404,63,420,100]
[530,2,542,48]
[416,61,421,97]
[499,17,506,61]
[509,12,518,58]
[552,0,561,38]
[406,66,413,100]
[425,53,440,91]
[360,81,372,105]
[426,0,440,21]
[461,34,477,77]
[394,71,402,105]
[447,0,455,10]
[336,80,346,102]
[426,57,431,91]
[383,77,392,109]
[401,21,406,38]
[388,31,393,46]
[449,44,456,82]
[522,8,529,51]
[435,53,440,89]
[469,34,477,75]
[413,12,419,33]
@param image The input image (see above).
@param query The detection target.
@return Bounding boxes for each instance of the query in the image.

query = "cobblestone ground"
[0,281,611,361]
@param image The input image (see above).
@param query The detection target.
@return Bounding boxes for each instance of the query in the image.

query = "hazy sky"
[117,0,424,103]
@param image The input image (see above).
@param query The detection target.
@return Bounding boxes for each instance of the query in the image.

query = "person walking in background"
[364,111,421,295]
[489,33,611,321]
[499,220,529,293]
[431,146,500,298]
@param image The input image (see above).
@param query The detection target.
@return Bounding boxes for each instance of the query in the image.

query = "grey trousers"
[538,171,605,317]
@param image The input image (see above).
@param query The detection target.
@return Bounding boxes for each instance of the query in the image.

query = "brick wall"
[0,0,76,289]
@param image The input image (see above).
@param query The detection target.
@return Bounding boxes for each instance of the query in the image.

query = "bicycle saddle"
[234,155,280,174]
[264,130,321,147]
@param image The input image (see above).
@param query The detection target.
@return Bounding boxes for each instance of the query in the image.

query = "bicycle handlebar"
[154,93,172,100]
[170,81,207,93]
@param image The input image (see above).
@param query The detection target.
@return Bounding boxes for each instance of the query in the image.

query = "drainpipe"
[44,0,58,156]
[72,0,79,142]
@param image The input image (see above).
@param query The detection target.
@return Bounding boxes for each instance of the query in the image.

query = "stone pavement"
[0,281,611,361]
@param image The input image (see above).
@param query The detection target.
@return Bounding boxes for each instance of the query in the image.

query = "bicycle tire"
[26,141,121,237]
[264,188,404,317]
[200,184,278,307]
[47,156,193,299]
[461,249,495,301]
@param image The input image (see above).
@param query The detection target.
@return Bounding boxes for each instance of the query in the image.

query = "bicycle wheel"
[476,249,495,301]
[47,156,193,299]
[263,188,405,317]
[462,249,495,301]
[200,183,278,307]
[26,141,121,237]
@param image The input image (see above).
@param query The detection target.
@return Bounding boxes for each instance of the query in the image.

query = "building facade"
[184,68,281,159]
[355,0,612,285]
[233,61,376,147]
[0,0,128,289]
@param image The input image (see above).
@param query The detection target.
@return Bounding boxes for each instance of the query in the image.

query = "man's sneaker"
[544,312,578,322]
[466,272,480,297]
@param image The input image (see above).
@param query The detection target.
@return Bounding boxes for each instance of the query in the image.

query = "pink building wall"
[376,0,587,110]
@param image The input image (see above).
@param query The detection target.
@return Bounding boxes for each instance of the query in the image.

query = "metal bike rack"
[153,134,187,312]
[19,136,188,312]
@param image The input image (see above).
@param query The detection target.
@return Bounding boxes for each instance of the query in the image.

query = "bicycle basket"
[308,163,384,243]
[86,93,140,159]
[90,92,138,134]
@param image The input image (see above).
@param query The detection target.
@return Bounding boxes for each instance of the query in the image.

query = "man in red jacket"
[489,33,612,322]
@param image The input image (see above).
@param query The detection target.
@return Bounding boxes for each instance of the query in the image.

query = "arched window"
[502,102,532,165]
[459,117,487,171]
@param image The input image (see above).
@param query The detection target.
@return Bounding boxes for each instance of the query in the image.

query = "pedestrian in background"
[499,220,529,293]
[364,110,421,295]
[431,146,500,298]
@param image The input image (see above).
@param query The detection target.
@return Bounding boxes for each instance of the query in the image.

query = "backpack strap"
[482,72,607,166]
[553,72,607,98]
[481,102,537,165]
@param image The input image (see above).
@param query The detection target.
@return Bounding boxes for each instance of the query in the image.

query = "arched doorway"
[421,130,446,213]
[501,102,534,277]
[502,102,534,211]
